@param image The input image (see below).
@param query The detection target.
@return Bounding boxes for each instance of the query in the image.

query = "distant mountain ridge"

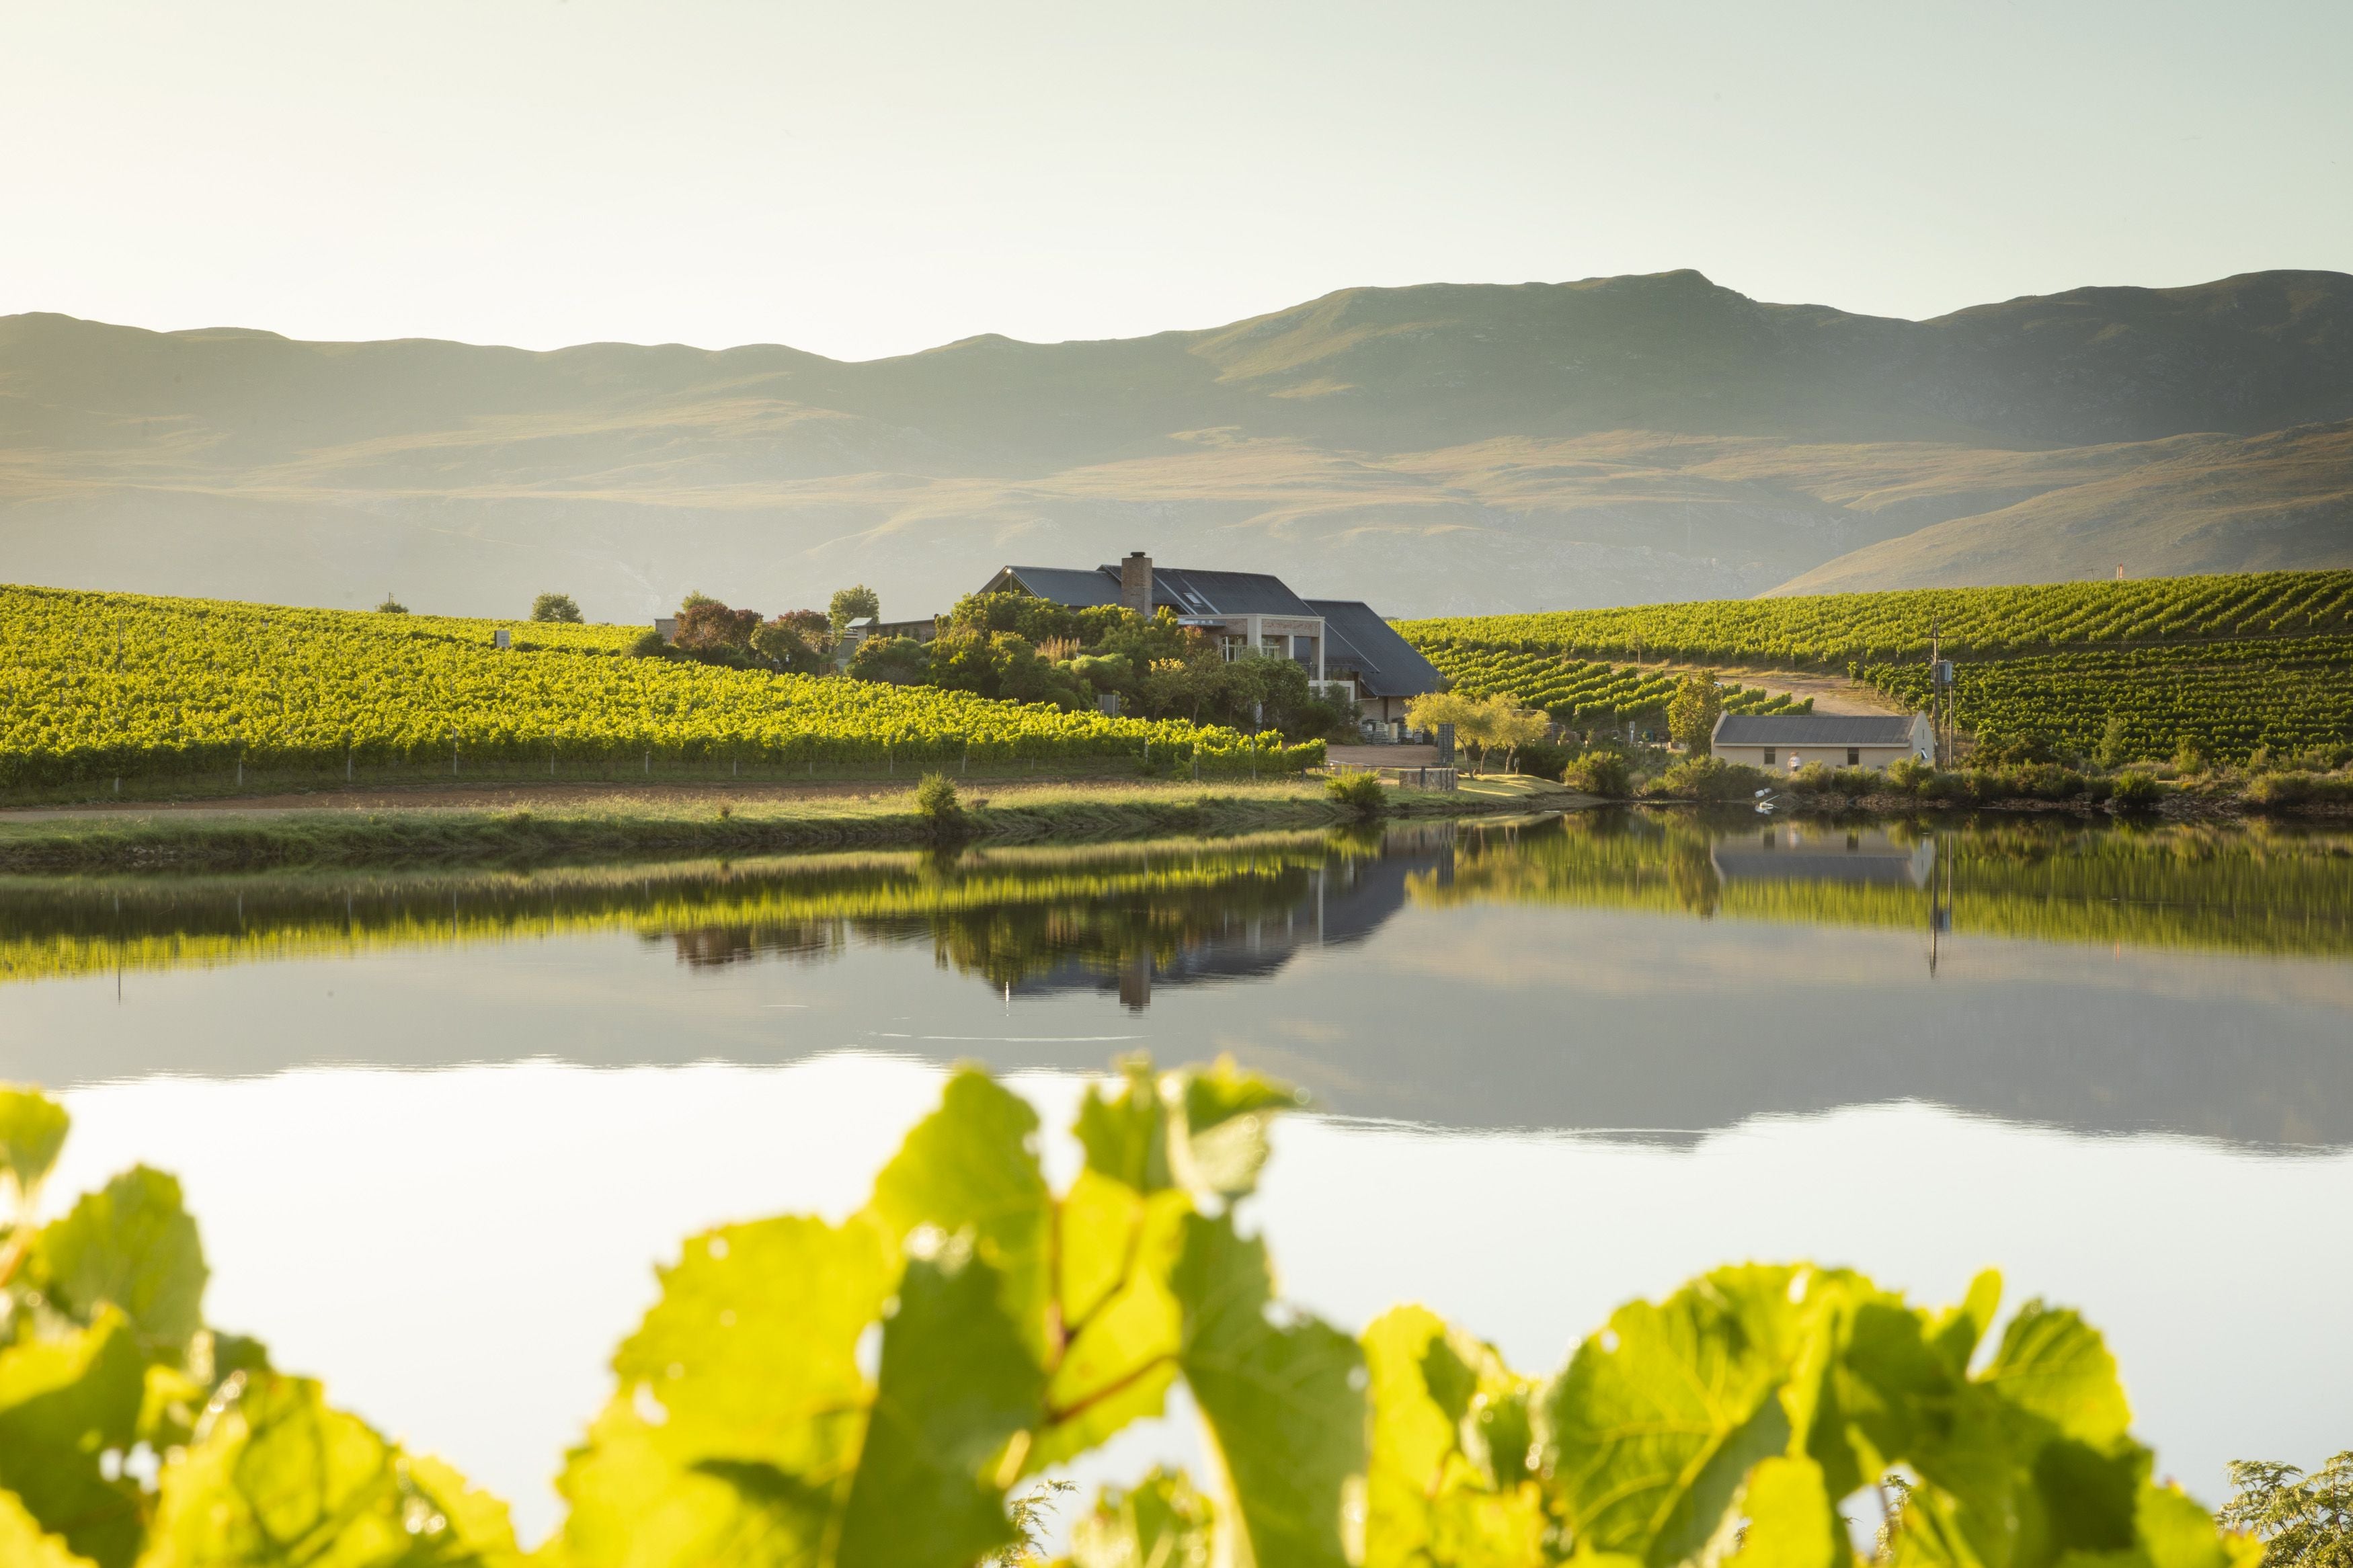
[5,268,2351,619]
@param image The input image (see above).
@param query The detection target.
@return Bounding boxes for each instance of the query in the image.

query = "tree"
[530,592,584,623]
[848,635,932,684]
[2221,1452,2353,1568]
[1666,673,1724,751]
[750,616,828,675]
[1407,692,1544,772]
[674,595,762,656]
[830,584,881,632]
[375,593,408,614]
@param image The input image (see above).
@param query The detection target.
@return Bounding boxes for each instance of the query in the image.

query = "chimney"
[1120,551,1154,618]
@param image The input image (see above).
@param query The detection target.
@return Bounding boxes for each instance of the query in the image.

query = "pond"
[3,811,2349,1540]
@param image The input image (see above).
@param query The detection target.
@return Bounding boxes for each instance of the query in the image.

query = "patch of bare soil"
[1645,663,1907,716]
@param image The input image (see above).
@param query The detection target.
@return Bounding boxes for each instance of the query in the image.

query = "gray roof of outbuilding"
[1713,713,1923,746]
[1309,600,1444,698]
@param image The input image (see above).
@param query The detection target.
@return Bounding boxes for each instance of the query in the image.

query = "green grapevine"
[0,585,1320,789]
[1403,571,2353,763]
[0,1065,2261,1567]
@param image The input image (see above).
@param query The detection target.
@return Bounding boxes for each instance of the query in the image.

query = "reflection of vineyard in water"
[1426,813,2353,960]
[3,817,2350,1004]
[0,829,1451,1003]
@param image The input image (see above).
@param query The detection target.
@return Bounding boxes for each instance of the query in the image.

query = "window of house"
[1763,747,1777,766]
[1846,747,1860,766]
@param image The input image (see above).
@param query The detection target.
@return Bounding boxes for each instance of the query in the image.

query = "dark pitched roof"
[1138,567,1318,618]
[993,562,1320,618]
[994,566,1125,608]
[1309,600,1444,698]
[1713,713,1924,747]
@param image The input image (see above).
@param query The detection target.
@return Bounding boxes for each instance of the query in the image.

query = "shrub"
[375,593,408,614]
[914,771,966,831]
[1642,755,1771,801]
[531,591,584,623]
[625,628,671,658]
[1971,731,2058,768]
[2110,771,2164,810]
[1561,749,1632,798]
[1789,761,1837,794]
[1509,737,1574,780]
[2243,771,2319,810]
[1325,770,1389,817]
[1885,756,1936,796]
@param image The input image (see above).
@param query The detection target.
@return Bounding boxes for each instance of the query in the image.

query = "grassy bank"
[0,776,1549,872]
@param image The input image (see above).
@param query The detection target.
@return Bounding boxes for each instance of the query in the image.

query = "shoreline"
[0,777,1586,873]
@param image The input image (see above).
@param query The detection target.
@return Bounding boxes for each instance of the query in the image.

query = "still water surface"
[3,812,2349,1537]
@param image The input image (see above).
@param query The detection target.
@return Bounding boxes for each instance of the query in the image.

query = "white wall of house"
[1714,743,1925,773]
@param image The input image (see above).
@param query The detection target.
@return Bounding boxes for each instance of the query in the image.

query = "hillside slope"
[1773,422,2353,593]
[5,269,2352,618]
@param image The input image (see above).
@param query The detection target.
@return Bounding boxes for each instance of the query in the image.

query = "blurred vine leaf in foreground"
[0,1065,2285,1568]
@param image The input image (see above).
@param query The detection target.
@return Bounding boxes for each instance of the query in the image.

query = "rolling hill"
[4,268,2350,620]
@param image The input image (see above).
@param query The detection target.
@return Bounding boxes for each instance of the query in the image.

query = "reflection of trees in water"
[0,833,1355,989]
[1429,811,2353,958]
[9,814,2347,989]
[656,850,1322,988]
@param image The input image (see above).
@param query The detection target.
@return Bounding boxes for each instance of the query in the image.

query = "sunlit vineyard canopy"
[1404,571,2353,764]
[0,585,1321,788]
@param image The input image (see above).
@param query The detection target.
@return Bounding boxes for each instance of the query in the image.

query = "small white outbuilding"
[1710,712,1933,773]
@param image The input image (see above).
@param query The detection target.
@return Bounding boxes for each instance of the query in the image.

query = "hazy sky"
[6,0,2348,361]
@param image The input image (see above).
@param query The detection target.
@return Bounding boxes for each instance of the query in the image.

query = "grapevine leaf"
[1928,1271,2003,1379]
[1363,1305,1548,1568]
[1066,1467,1216,1568]
[1036,1172,1188,1470]
[613,1216,888,1477]
[141,1369,516,1567]
[863,1069,1053,1364]
[835,1247,1045,1568]
[1978,1303,2130,1448]
[549,1403,829,1568]
[1073,1059,1174,1195]
[0,1311,146,1568]
[1170,1057,1303,1202]
[2137,1481,2262,1568]
[1170,1211,1365,1568]
[31,1167,208,1359]
[409,1454,525,1564]
[0,1087,71,1209]
[0,1484,94,1568]
[1539,1264,1820,1567]
[1724,1455,1840,1568]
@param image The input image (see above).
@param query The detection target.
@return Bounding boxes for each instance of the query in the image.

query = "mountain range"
[4,267,2350,620]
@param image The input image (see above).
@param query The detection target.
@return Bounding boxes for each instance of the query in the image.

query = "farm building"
[971,551,1443,728]
[1711,712,1933,773]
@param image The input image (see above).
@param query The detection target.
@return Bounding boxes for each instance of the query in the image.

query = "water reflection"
[3,815,2350,1148]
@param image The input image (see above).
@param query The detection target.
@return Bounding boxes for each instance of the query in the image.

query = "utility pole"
[1928,616,1946,768]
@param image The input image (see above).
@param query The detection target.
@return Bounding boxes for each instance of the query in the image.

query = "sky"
[4,0,2350,362]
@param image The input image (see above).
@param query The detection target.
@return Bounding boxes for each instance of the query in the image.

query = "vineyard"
[1402,570,2353,763]
[0,585,1320,791]
[1421,645,1811,724]
[1865,636,2353,763]
[1402,569,2353,666]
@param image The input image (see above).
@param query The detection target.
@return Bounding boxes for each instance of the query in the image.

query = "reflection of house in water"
[1710,825,1936,890]
[1028,828,1456,1009]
